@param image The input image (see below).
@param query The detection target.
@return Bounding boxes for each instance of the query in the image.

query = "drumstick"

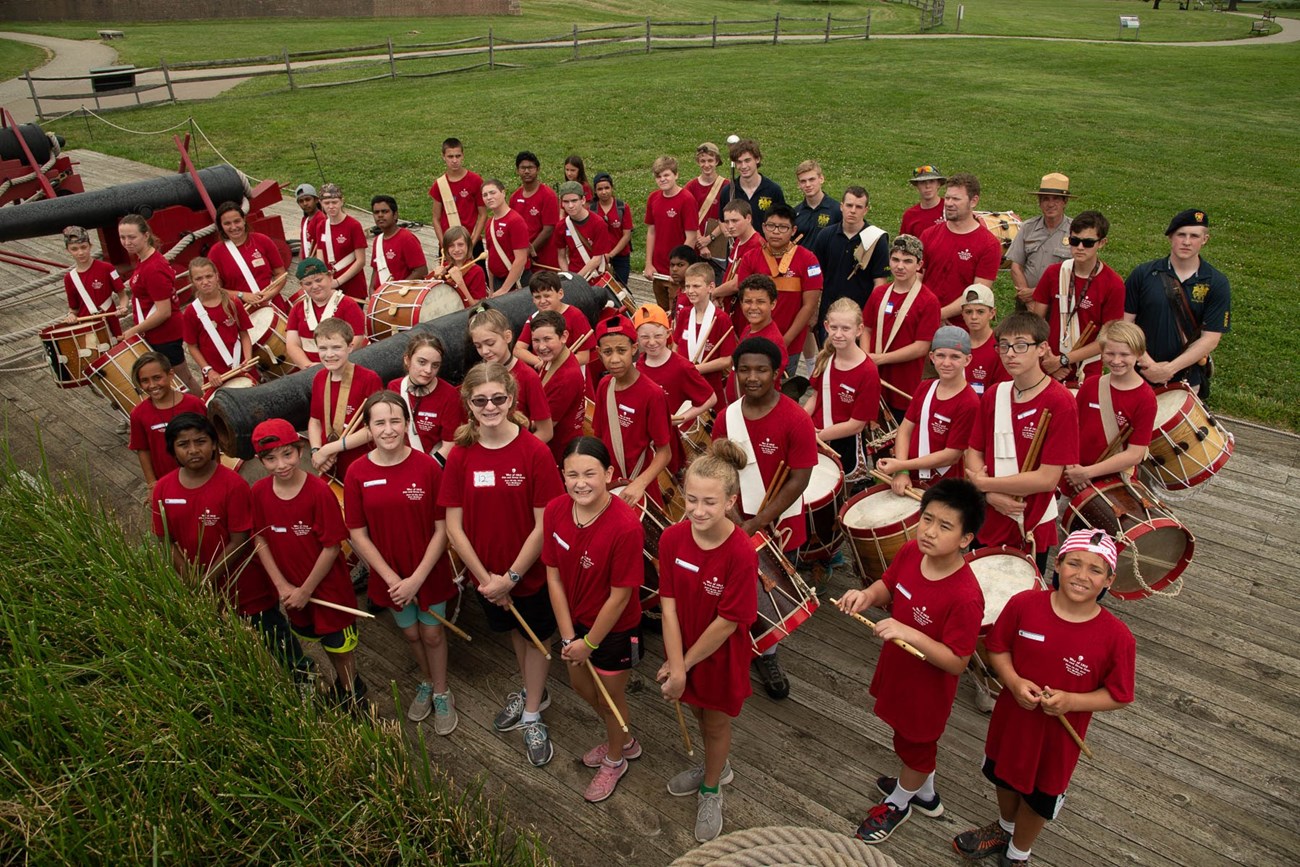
[71,311,116,324]
[675,701,694,757]
[870,468,923,502]
[1021,408,1053,473]
[510,603,552,659]
[1042,686,1094,760]
[699,325,735,364]
[427,607,472,642]
[586,660,629,733]
[880,379,913,401]
[1096,425,1134,463]
[309,597,376,619]
[216,358,261,383]
[829,597,926,660]
[757,461,788,516]
[249,271,290,305]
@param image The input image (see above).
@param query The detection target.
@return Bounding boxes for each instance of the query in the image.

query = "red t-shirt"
[735,244,824,353]
[863,282,942,410]
[1031,262,1126,359]
[919,222,1003,324]
[151,465,275,616]
[310,363,383,479]
[129,393,208,478]
[486,210,531,278]
[561,212,614,269]
[593,199,634,256]
[428,170,484,234]
[541,494,643,633]
[437,430,564,596]
[209,233,284,298]
[984,589,1136,794]
[1074,376,1157,467]
[452,262,488,301]
[182,298,254,377]
[870,541,983,742]
[541,354,586,463]
[969,380,1080,549]
[64,260,124,336]
[129,251,183,344]
[684,177,731,223]
[251,473,356,633]
[712,394,818,550]
[903,379,981,482]
[300,210,326,260]
[899,202,945,240]
[966,334,1009,398]
[723,232,765,329]
[637,351,715,473]
[674,302,736,402]
[510,184,561,269]
[808,355,881,431]
[316,215,370,301]
[370,228,427,286]
[504,358,552,425]
[728,320,788,404]
[644,187,700,274]
[659,523,758,717]
[593,372,673,498]
[285,295,366,363]
[387,376,465,455]
[344,449,454,609]
[517,304,596,356]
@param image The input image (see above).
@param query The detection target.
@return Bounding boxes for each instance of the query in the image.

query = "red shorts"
[893,731,939,774]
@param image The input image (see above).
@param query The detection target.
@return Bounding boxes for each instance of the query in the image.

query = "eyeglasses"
[765,223,793,233]
[469,394,510,409]
[996,341,1042,355]
[1067,236,1100,248]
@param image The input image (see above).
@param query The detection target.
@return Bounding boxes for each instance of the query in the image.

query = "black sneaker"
[752,653,790,700]
[874,775,944,817]
[953,820,1011,860]
[855,800,910,844]
[998,854,1030,866]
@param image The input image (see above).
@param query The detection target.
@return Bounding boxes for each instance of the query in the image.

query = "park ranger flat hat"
[1033,172,1077,197]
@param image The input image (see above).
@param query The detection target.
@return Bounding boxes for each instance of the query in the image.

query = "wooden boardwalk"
[1,151,1297,867]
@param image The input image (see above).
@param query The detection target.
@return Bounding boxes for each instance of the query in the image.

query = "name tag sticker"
[473,470,495,488]
[896,584,912,600]
[675,558,700,572]
[1017,409,1037,420]
[552,532,570,551]
[1019,630,1046,642]
[163,498,186,505]
[618,403,636,414]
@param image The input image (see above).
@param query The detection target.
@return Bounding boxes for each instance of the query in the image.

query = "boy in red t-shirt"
[733,203,823,363]
[675,262,736,403]
[285,257,366,369]
[954,530,1135,865]
[514,271,596,369]
[531,310,587,463]
[634,303,716,476]
[642,155,700,309]
[316,183,369,302]
[961,284,1009,398]
[511,151,561,271]
[557,180,614,279]
[308,318,383,482]
[429,137,487,250]
[965,313,1079,574]
[836,479,986,845]
[863,234,941,422]
[728,275,788,403]
[61,225,126,336]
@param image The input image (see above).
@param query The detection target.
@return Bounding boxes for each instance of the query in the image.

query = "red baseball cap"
[252,418,300,454]
[595,313,637,344]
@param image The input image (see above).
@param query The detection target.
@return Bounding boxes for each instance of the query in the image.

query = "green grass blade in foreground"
[0,449,550,866]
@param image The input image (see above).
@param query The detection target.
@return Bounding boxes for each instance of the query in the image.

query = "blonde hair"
[684,439,746,498]
[187,256,237,322]
[811,297,864,379]
[795,159,822,177]
[442,226,472,263]
[454,361,529,446]
[1098,319,1146,359]
[651,155,678,176]
[684,262,714,285]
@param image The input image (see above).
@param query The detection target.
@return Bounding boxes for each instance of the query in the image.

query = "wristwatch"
[560,637,576,648]
[201,366,213,374]
[506,570,522,585]
[1059,353,1071,368]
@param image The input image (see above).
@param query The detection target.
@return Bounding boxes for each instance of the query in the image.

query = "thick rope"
[0,135,61,199]
[670,826,901,867]
[0,271,64,304]
[164,221,219,261]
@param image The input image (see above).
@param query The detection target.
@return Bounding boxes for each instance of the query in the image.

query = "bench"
[1251,19,1272,35]
[1261,9,1277,21]
[97,29,125,40]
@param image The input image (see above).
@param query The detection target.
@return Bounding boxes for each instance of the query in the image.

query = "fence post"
[773,12,781,45]
[573,24,579,60]
[283,48,295,89]
[712,16,718,48]
[488,28,495,69]
[866,11,872,40]
[24,70,43,122]
[387,37,397,78]
[826,12,832,43]
[160,58,177,102]
[645,18,651,54]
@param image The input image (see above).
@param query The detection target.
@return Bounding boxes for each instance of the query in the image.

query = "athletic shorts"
[291,621,359,654]
[149,338,186,367]
[477,586,556,641]
[392,600,448,630]
[982,757,1067,821]
[893,731,940,775]
[577,623,642,673]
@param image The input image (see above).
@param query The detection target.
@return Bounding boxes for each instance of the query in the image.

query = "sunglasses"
[469,394,510,409]
[1067,236,1100,248]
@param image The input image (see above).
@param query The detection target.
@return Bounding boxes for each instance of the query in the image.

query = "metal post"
[773,12,781,45]
[866,11,872,40]
[160,58,176,102]
[826,13,833,43]
[24,70,42,122]
[387,37,397,78]
[712,16,718,48]
[283,49,295,90]
[488,28,495,69]
[645,18,651,54]
[573,24,579,60]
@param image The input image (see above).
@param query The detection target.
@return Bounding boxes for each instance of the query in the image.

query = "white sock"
[999,817,1016,834]
[1006,841,1031,861]
[521,710,541,724]
[603,756,625,768]
[916,772,936,800]
[761,646,777,658]
[885,783,917,810]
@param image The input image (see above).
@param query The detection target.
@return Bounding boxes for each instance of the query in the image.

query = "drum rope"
[670,825,900,867]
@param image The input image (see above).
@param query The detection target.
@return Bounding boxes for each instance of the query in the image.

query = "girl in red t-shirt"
[468,307,555,445]
[543,436,646,803]
[389,332,463,463]
[182,257,257,394]
[211,201,288,310]
[127,350,207,485]
[431,226,488,304]
[803,298,882,476]
[346,391,458,734]
[656,439,758,844]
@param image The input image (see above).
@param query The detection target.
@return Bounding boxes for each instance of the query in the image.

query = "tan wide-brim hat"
[1033,172,1076,198]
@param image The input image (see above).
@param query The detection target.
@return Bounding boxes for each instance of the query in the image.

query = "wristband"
[583,635,599,651]
[310,447,321,454]
[898,469,909,476]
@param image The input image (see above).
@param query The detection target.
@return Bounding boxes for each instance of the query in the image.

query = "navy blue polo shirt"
[794,196,842,250]
[1124,256,1230,389]
[720,175,786,235]
[812,222,891,317]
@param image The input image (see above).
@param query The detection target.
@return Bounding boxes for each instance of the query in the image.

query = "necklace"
[573,495,612,529]
[1015,373,1049,399]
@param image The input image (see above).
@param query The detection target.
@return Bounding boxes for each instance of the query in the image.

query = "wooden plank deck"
[1,151,1297,867]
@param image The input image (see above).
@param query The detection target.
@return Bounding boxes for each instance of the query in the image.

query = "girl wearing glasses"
[439,362,564,766]
[468,307,554,445]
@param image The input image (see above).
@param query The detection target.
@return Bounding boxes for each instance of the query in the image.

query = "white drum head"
[843,488,919,529]
[247,305,275,343]
[805,453,843,501]
[969,554,1041,627]
[418,284,466,324]
[1153,388,1188,427]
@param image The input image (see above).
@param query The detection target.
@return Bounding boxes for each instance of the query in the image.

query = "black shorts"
[577,623,642,672]
[149,338,187,367]
[477,586,557,641]
[290,621,360,654]
[982,757,1067,821]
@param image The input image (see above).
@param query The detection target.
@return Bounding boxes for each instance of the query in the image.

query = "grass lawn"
[0,0,1263,67]
[0,37,48,81]
[46,35,1300,428]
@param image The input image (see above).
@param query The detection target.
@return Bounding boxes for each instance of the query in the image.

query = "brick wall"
[0,0,519,22]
